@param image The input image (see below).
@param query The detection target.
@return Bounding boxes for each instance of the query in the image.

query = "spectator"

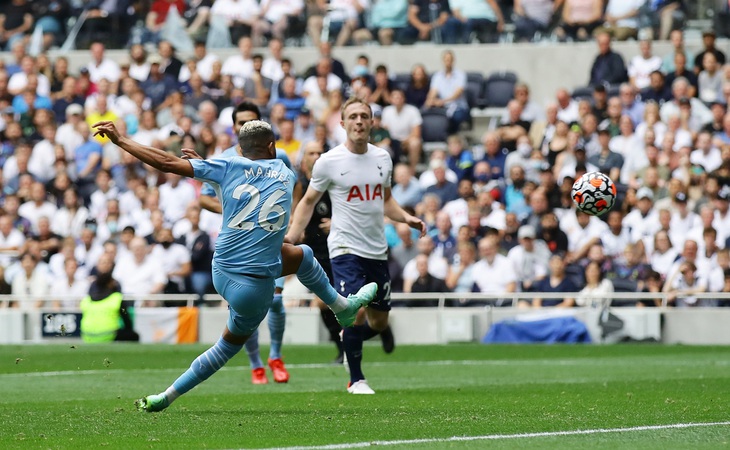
[555,0,603,42]
[702,101,727,136]
[275,118,302,159]
[555,88,579,124]
[450,0,504,44]
[241,54,272,107]
[403,0,459,45]
[589,32,628,87]
[319,0,370,47]
[694,30,726,75]
[640,71,672,105]
[261,38,287,83]
[222,36,254,89]
[0,0,33,51]
[576,260,614,308]
[252,0,304,47]
[645,0,682,41]
[660,78,712,131]
[430,211,456,262]
[442,179,475,230]
[402,236,448,293]
[158,40,183,81]
[9,56,51,97]
[507,225,549,292]
[698,52,724,105]
[593,0,642,41]
[665,52,698,98]
[408,254,449,303]
[177,205,212,301]
[445,240,477,294]
[369,0,409,46]
[140,55,179,110]
[445,135,474,181]
[113,236,166,306]
[10,252,49,310]
[211,0,260,45]
[151,227,191,297]
[628,40,662,91]
[498,100,531,152]
[690,131,723,173]
[472,236,517,305]
[390,222,420,278]
[302,58,343,98]
[664,261,709,307]
[392,163,423,209]
[661,29,694,74]
[294,107,316,144]
[513,0,557,42]
[424,159,459,205]
[277,76,306,120]
[424,50,470,134]
[532,253,577,308]
[51,257,89,309]
[0,215,25,268]
[143,0,186,46]
[561,209,609,263]
[18,182,57,234]
[382,89,422,169]
[85,42,120,85]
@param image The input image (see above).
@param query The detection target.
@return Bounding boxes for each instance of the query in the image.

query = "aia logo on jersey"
[347,184,383,202]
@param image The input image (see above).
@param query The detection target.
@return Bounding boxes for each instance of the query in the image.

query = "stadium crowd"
[0,1,729,311]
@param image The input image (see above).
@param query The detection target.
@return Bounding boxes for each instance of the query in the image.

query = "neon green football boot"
[335,282,378,327]
[135,393,169,412]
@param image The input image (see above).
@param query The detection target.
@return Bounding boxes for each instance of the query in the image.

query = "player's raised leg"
[280,243,377,327]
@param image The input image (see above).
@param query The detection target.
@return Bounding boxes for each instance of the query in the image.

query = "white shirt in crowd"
[113,254,167,297]
[0,228,25,267]
[86,58,121,83]
[402,253,449,283]
[560,214,609,253]
[151,243,191,292]
[159,180,197,223]
[18,201,58,234]
[381,104,422,142]
[51,274,91,308]
[472,254,517,293]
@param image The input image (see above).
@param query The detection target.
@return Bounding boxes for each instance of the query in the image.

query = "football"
[571,171,617,216]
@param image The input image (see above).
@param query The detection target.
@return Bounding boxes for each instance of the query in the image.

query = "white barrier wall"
[6,307,730,345]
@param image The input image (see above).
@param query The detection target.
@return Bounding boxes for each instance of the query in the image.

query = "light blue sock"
[171,337,243,396]
[296,244,338,306]
[244,329,264,369]
[268,293,285,360]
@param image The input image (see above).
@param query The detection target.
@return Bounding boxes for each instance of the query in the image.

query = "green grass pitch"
[2,343,730,449]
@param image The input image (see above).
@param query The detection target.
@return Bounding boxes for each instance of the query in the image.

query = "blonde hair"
[340,96,372,120]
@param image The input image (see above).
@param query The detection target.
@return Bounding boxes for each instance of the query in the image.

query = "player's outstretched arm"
[93,121,194,177]
[286,186,324,243]
[384,187,427,237]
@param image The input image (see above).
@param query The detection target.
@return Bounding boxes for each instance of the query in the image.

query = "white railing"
[3,292,729,309]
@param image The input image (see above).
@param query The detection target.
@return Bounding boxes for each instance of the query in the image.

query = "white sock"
[330,295,349,313]
[164,386,180,403]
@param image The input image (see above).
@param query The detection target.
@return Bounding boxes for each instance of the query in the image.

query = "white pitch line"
[3,357,730,378]
[253,422,730,450]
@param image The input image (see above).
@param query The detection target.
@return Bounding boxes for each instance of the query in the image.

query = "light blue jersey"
[190,156,296,278]
[200,147,293,198]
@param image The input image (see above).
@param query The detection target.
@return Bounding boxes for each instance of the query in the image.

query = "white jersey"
[309,143,392,260]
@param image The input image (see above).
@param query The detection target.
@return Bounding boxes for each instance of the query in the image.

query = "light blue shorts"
[212,263,275,337]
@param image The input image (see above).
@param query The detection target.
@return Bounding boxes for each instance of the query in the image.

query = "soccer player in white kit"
[287,97,426,394]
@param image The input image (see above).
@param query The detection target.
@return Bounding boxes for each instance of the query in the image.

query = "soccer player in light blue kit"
[92,119,376,412]
[199,102,293,385]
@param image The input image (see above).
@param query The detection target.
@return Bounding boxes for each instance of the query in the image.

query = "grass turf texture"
[2,344,730,449]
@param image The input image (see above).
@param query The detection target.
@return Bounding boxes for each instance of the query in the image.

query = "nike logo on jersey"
[341,171,350,176]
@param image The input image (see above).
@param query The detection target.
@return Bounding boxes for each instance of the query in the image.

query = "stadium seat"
[571,86,594,100]
[607,85,621,98]
[466,79,485,109]
[420,109,450,144]
[393,73,411,92]
[483,71,518,107]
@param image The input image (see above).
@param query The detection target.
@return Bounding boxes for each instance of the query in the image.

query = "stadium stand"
[1,0,730,340]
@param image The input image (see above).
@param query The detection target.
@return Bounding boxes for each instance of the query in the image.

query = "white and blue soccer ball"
[571,171,616,216]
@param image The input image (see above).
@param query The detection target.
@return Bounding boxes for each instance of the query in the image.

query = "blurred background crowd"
[0,0,730,310]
